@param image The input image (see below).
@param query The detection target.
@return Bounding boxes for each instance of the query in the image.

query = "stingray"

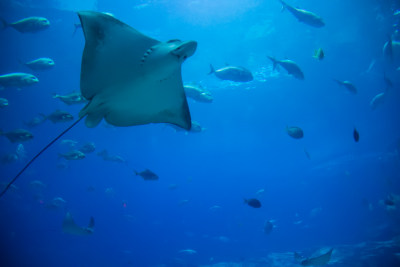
[0,11,197,198]
[62,212,95,236]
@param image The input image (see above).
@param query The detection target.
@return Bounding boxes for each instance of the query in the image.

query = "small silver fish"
[23,58,55,71]
[59,150,85,160]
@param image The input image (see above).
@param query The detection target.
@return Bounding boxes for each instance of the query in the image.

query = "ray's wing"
[78,11,160,101]
[103,70,191,129]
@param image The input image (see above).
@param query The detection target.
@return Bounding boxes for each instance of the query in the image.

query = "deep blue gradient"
[0,0,400,266]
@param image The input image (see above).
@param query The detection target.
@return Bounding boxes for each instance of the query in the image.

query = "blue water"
[1,0,400,266]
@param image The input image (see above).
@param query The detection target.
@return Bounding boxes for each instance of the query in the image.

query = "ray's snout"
[172,40,197,60]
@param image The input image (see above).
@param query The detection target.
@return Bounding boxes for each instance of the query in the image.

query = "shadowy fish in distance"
[279,0,325,28]
[370,92,385,110]
[209,64,253,82]
[21,58,55,71]
[0,129,33,143]
[135,169,159,181]
[244,198,262,208]
[268,56,304,80]
[313,48,324,60]
[59,150,85,160]
[79,142,96,153]
[353,128,359,142]
[41,110,74,123]
[0,73,39,89]
[286,126,304,139]
[333,79,357,94]
[0,98,8,108]
[0,16,50,33]
[24,114,47,128]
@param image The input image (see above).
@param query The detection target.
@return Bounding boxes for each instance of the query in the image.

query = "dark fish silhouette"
[353,128,359,142]
[244,198,261,208]
[135,169,159,181]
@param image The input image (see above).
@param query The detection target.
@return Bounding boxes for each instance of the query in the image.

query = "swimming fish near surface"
[0,16,50,33]
[279,0,325,28]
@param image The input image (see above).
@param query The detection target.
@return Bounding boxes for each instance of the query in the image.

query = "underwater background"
[1,0,400,266]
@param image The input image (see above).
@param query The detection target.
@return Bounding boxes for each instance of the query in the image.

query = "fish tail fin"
[52,93,59,99]
[243,198,248,204]
[0,117,85,198]
[72,23,80,36]
[267,56,278,70]
[208,64,215,75]
[0,18,8,30]
[0,129,3,136]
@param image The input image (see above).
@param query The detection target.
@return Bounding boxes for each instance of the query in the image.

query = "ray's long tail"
[0,117,84,198]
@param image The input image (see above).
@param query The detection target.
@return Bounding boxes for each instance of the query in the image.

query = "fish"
[353,128,359,142]
[45,197,67,210]
[313,48,324,60]
[1,153,19,164]
[383,73,393,89]
[268,56,304,80]
[60,139,78,147]
[286,126,304,139]
[333,79,357,94]
[301,248,333,266]
[0,98,8,108]
[370,92,385,110]
[59,150,85,160]
[21,58,55,71]
[24,114,47,128]
[97,150,125,163]
[62,212,94,236]
[244,198,262,208]
[0,11,196,198]
[53,92,87,105]
[30,180,46,189]
[135,169,159,181]
[79,142,96,153]
[184,84,213,103]
[279,0,325,28]
[0,129,33,143]
[0,17,50,33]
[264,220,276,235]
[0,73,39,89]
[178,249,197,255]
[78,11,196,129]
[41,110,74,123]
[209,64,253,82]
